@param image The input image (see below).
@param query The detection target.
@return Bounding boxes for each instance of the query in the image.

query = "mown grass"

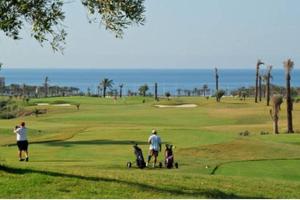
[0,96,300,198]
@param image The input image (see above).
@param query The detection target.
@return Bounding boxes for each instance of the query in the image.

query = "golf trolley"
[127,144,178,169]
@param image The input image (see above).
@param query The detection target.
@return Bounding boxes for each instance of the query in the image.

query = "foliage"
[138,84,149,96]
[0,0,145,52]
[215,90,225,102]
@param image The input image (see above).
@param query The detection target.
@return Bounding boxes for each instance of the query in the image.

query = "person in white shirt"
[14,122,29,162]
[147,129,161,167]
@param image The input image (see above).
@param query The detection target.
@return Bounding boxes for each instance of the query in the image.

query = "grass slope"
[0,96,300,198]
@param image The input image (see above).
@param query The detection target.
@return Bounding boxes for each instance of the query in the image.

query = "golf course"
[0,96,300,198]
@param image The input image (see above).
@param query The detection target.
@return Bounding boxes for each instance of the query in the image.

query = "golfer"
[147,129,161,167]
[14,122,29,162]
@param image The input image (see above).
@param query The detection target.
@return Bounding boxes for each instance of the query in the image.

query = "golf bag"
[133,144,146,169]
[165,144,178,169]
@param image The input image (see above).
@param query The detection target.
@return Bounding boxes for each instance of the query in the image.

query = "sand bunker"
[37,103,71,107]
[53,104,72,107]
[37,103,49,106]
[155,104,198,108]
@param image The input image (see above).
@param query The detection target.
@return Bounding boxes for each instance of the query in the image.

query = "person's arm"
[14,128,20,134]
[148,136,152,144]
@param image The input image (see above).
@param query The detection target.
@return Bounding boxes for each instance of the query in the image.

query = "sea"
[1,68,299,95]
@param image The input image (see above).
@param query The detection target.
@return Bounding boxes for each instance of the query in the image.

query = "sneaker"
[19,158,24,161]
[146,162,148,167]
[152,163,155,168]
[25,157,29,162]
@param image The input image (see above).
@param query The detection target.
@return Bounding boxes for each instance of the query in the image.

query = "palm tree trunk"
[266,75,270,106]
[259,76,262,102]
[274,112,279,134]
[286,73,294,133]
[103,87,106,98]
[119,87,122,98]
[255,68,259,103]
[154,83,158,101]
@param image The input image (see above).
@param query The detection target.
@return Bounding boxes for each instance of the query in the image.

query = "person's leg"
[153,151,158,167]
[18,150,22,161]
[24,141,29,161]
[147,150,153,166]
[24,150,29,161]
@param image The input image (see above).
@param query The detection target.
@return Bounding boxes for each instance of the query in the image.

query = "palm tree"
[215,68,219,92]
[138,84,149,97]
[44,76,49,98]
[119,84,123,98]
[270,95,283,134]
[266,65,272,106]
[101,78,113,98]
[202,84,208,97]
[255,59,264,103]
[259,75,262,102]
[154,82,158,101]
[97,85,101,97]
[284,59,294,133]
[176,88,182,97]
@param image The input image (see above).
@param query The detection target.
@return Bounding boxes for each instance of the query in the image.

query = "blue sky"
[1,0,300,69]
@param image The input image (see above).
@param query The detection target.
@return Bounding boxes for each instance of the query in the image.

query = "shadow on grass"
[0,165,261,198]
[5,140,148,147]
[45,139,148,147]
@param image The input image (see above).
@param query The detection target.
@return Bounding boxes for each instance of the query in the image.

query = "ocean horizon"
[1,68,299,95]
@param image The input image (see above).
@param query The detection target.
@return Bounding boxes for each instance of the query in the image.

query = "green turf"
[0,96,300,198]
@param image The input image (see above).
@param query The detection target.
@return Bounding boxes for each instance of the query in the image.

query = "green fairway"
[1,96,300,198]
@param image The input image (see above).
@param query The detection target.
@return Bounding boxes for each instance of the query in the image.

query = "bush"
[215,90,225,102]
[0,112,16,119]
[239,130,250,136]
[260,131,270,135]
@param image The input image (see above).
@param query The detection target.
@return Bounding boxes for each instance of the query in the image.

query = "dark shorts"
[150,149,159,157]
[17,140,28,151]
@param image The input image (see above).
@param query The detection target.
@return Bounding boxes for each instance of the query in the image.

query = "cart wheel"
[127,162,132,168]
[175,162,178,169]
[159,162,163,168]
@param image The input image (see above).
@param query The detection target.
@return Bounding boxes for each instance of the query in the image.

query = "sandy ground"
[37,103,72,107]
[53,104,72,107]
[37,103,49,106]
[155,104,198,108]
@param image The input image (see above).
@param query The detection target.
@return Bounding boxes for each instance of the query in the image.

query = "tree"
[101,78,113,98]
[154,82,158,101]
[119,84,123,98]
[215,90,225,102]
[0,0,145,52]
[176,88,182,97]
[284,59,294,133]
[259,75,262,102]
[255,60,264,103]
[266,65,272,106]
[215,68,219,92]
[270,95,283,134]
[165,92,171,100]
[202,84,208,97]
[44,76,49,98]
[97,85,101,97]
[138,84,149,97]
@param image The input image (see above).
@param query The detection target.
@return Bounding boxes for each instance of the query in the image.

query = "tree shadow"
[0,165,262,198]
[45,139,148,147]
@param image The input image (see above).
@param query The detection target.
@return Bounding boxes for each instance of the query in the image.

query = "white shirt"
[148,134,161,151]
[14,127,27,141]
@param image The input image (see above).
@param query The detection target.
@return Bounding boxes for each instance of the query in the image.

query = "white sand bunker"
[155,104,198,108]
[37,103,49,106]
[37,103,71,107]
[53,104,72,107]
